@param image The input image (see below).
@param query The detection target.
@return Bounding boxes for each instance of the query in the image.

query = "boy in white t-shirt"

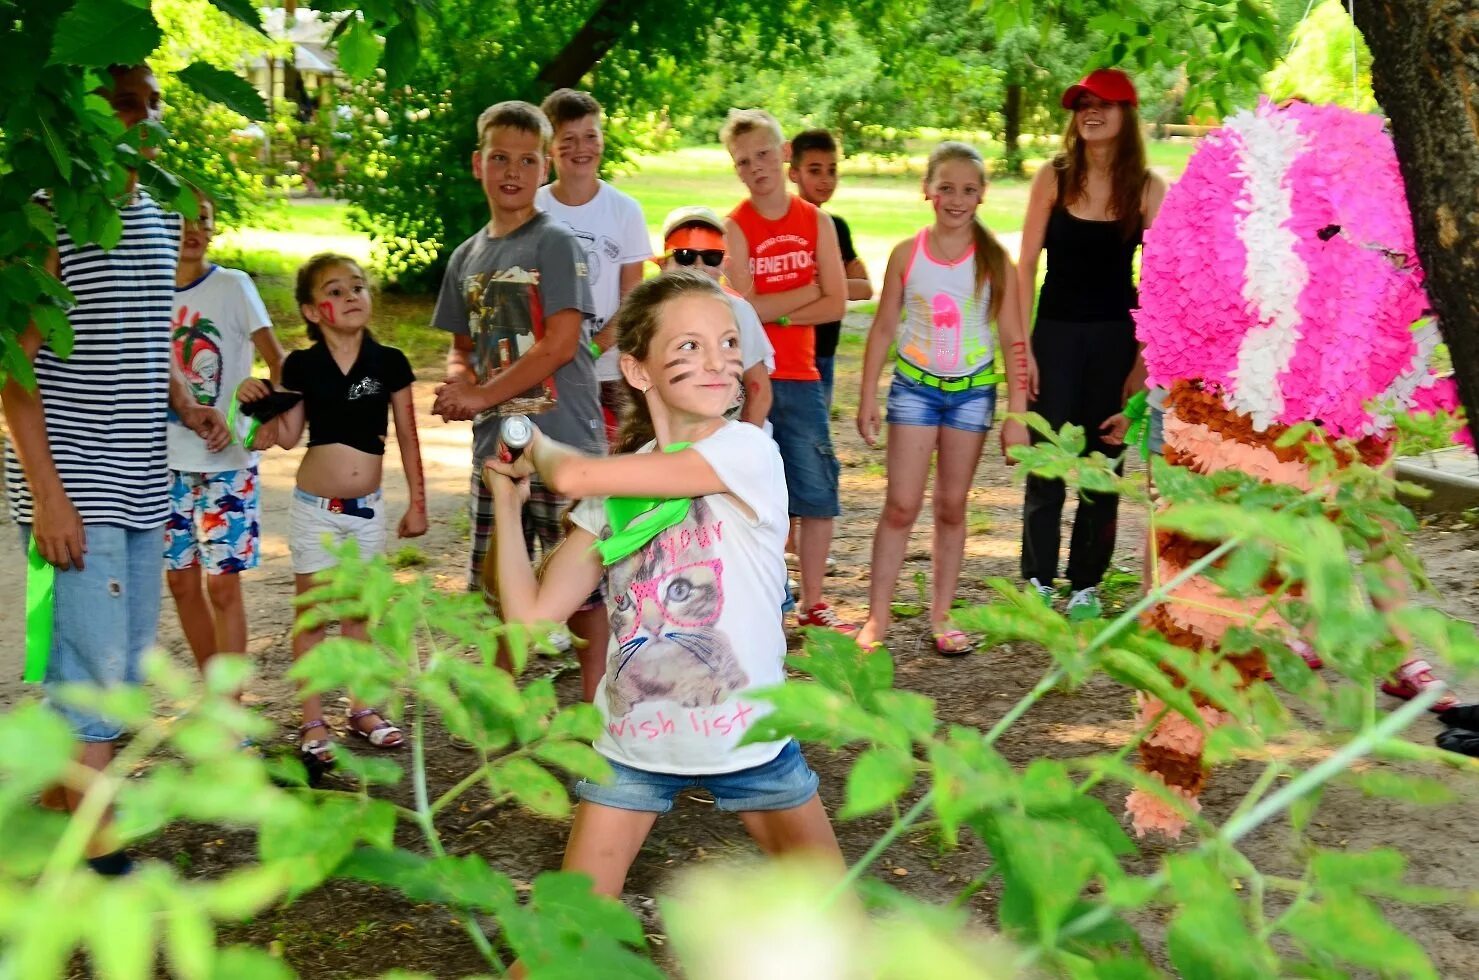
[166,196,285,674]
[536,88,652,443]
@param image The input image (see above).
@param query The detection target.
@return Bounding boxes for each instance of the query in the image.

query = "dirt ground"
[2,339,1477,977]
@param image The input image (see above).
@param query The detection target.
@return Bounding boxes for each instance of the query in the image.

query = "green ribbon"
[1123,388,1151,459]
[24,538,55,683]
[225,380,262,450]
[597,442,694,566]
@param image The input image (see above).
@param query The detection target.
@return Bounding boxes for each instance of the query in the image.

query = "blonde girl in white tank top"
[855,142,1032,655]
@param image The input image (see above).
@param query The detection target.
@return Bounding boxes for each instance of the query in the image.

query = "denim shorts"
[574,739,820,814]
[21,524,164,742]
[886,371,997,433]
[768,380,840,518]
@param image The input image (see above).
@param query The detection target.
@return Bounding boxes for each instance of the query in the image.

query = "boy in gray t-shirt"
[431,100,607,699]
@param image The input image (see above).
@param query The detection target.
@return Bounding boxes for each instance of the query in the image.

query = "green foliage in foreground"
[1,421,1477,978]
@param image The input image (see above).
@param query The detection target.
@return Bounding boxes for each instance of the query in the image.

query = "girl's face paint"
[646,294,743,420]
[309,264,372,333]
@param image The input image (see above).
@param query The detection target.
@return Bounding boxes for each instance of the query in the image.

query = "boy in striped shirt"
[1,63,227,875]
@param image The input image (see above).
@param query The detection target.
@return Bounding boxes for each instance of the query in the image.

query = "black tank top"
[1035,168,1144,323]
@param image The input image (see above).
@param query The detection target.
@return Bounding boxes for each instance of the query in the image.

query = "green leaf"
[988,813,1115,944]
[337,18,382,80]
[207,0,265,32]
[202,864,293,920]
[50,0,163,67]
[534,739,613,782]
[928,726,1016,841]
[840,746,916,818]
[869,690,937,742]
[1164,854,1275,979]
[163,891,215,979]
[210,945,297,980]
[176,62,267,121]
[91,881,155,980]
[488,756,570,819]
[381,17,421,87]
[1283,892,1437,979]
[547,702,604,741]
[31,303,73,359]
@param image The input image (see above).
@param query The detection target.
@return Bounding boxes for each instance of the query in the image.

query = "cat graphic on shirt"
[605,498,748,717]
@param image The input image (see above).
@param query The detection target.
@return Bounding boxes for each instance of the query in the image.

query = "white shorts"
[290,488,387,575]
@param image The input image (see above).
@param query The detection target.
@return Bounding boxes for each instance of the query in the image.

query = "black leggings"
[1020,318,1139,591]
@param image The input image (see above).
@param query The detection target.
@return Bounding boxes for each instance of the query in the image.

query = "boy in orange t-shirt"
[722,108,854,634]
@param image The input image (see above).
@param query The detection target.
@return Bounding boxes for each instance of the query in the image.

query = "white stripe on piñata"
[1227,107,1309,431]
[1365,319,1441,436]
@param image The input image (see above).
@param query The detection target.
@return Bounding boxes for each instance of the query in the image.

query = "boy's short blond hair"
[476,100,552,151]
[719,108,783,150]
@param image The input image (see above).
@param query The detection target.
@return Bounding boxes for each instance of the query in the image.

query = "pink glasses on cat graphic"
[615,558,724,642]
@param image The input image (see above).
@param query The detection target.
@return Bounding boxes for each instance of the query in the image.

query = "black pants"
[1020,318,1139,591]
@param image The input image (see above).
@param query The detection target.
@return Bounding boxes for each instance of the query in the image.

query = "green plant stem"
[415,613,507,975]
[37,714,170,885]
[1028,680,1447,968]
[1223,759,1285,830]
[826,538,1245,908]
[431,746,533,816]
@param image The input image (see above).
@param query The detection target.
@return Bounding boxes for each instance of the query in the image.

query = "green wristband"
[587,339,603,358]
[776,315,791,327]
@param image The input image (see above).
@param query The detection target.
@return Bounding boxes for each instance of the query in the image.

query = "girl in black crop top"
[1015,69,1168,614]
[238,253,426,769]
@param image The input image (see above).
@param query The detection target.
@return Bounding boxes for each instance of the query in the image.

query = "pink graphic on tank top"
[931,292,962,371]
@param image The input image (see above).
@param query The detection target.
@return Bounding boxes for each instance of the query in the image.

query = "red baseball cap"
[1061,68,1139,109]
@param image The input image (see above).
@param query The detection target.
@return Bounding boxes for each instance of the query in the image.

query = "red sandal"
[1380,659,1458,713]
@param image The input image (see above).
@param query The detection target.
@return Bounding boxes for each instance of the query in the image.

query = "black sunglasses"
[670,248,725,268]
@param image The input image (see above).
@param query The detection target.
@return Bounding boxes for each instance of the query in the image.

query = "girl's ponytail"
[971,218,1008,322]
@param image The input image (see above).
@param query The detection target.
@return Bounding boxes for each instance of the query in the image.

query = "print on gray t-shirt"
[432,212,604,458]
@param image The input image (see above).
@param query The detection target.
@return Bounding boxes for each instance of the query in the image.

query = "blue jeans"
[768,380,841,518]
[21,524,165,741]
[885,372,997,433]
[815,354,836,410]
[574,740,819,813]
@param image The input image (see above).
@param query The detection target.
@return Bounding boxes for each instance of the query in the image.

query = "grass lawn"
[213,140,1199,371]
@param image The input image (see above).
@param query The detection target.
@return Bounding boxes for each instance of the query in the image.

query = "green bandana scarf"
[597,442,694,565]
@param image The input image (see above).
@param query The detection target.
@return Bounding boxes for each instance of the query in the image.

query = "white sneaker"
[1028,577,1056,603]
[1066,587,1102,621]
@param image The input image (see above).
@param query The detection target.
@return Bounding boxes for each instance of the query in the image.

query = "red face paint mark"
[318,301,336,326]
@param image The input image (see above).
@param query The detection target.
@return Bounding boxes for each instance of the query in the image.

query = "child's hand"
[237,378,273,404]
[181,404,230,452]
[482,458,532,505]
[1100,412,1130,447]
[1000,418,1029,464]
[398,507,427,538]
[432,380,488,421]
[856,401,882,448]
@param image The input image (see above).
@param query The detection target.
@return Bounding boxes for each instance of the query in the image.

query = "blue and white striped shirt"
[6,190,182,528]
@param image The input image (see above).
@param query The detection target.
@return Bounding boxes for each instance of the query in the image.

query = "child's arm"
[487,470,605,626]
[170,367,230,451]
[723,218,824,320]
[433,308,583,420]
[591,261,647,355]
[739,363,772,426]
[855,240,909,448]
[391,385,427,537]
[249,402,304,450]
[995,263,1031,463]
[777,215,847,325]
[525,428,728,501]
[446,334,478,384]
[251,327,286,385]
[1,249,85,569]
[846,255,874,301]
[1016,166,1057,399]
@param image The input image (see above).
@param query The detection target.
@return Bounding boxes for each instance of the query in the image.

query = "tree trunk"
[534,0,633,93]
[1003,82,1024,175]
[1353,1,1479,431]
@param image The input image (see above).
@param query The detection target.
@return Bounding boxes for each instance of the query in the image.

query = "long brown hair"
[924,142,1008,321]
[608,270,730,453]
[1052,101,1148,240]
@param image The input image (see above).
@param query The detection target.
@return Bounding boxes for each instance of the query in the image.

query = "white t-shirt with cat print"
[569,420,791,775]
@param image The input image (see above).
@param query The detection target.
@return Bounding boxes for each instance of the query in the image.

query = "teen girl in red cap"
[1016,68,1167,618]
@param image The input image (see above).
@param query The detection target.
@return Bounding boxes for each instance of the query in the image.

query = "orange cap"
[664,226,726,252]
